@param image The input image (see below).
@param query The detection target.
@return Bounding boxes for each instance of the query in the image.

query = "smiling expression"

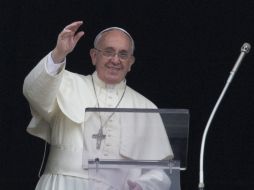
[90,29,135,84]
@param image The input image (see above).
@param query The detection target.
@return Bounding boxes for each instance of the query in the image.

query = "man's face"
[90,30,134,84]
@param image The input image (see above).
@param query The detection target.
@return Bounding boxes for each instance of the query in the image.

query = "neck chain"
[91,75,127,149]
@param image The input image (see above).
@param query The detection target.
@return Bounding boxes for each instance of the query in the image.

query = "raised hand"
[52,21,85,63]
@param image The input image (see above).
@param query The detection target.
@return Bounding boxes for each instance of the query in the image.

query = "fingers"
[59,21,84,41]
[53,21,85,61]
[73,31,85,44]
[127,180,136,189]
[59,29,75,40]
[64,21,83,33]
[127,180,143,190]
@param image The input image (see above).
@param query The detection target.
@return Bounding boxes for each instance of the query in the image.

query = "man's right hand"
[51,21,85,63]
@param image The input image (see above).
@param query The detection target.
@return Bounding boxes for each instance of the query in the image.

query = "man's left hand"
[127,180,143,190]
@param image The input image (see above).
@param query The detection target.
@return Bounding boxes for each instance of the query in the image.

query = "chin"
[105,72,123,83]
[104,75,122,84]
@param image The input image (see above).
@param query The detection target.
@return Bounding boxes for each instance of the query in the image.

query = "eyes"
[95,48,131,60]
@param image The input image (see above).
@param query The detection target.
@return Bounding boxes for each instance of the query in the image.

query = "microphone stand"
[198,43,251,190]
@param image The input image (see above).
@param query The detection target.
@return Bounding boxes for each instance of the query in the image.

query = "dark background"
[1,0,254,190]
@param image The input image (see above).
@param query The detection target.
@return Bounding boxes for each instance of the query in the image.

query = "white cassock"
[23,52,174,190]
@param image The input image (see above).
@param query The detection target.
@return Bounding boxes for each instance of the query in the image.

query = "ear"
[90,48,97,66]
[128,56,135,71]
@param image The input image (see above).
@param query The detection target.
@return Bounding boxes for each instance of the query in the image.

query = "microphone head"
[241,43,251,53]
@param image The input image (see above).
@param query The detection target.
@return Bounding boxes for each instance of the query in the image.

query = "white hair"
[93,27,135,54]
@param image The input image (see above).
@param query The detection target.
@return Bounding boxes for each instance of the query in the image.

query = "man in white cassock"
[23,21,174,190]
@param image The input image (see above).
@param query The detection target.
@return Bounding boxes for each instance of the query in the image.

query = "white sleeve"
[46,52,66,75]
[23,52,65,122]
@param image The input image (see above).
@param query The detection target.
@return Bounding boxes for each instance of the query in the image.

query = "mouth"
[106,65,122,71]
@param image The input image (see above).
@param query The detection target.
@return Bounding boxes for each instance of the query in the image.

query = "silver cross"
[92,128,106,149]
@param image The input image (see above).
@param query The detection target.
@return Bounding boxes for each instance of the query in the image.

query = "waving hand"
[52,21,85,63]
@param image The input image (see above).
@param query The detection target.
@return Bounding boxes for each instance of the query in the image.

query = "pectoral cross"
[92,127,106,149]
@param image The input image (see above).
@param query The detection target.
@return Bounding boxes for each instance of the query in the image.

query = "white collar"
[92,71,126,90]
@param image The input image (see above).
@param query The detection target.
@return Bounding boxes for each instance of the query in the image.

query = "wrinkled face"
[90,30,135,84]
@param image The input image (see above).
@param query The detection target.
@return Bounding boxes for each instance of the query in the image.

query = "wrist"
[51,48,66,63]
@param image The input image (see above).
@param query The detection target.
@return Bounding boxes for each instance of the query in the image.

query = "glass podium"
[83,108,189,190]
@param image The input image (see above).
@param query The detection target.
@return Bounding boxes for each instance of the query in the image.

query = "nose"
[110,53,121,64]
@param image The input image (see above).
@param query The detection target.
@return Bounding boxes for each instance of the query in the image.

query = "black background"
[1,0,254,190]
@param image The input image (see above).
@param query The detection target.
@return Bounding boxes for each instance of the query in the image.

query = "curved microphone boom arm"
[198,43,251,190]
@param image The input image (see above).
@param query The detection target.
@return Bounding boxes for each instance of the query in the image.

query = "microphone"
[198,43,251,190]
[227,43,251,84]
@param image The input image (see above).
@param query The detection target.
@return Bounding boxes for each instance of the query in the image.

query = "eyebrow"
[103,47,130,52]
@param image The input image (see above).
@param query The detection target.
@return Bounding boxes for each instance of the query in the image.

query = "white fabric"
[23,52,173,190]
[35,175,117,190]
[46,53,65,75]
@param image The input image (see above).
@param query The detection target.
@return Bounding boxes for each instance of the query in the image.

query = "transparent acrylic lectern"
[83,108,189,190]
